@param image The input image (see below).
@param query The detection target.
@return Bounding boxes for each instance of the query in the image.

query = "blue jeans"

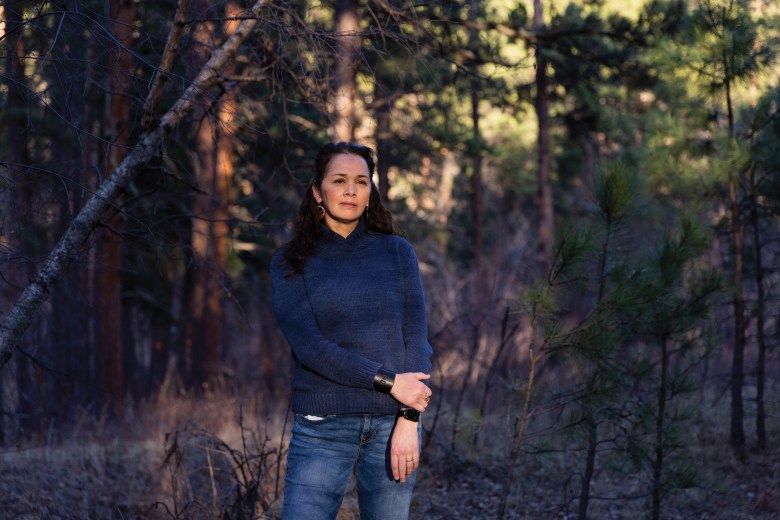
[282,413,418,520]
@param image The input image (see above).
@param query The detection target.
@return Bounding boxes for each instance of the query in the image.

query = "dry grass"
[1,390,778,519]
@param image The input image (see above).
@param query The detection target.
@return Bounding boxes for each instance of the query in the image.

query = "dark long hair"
[281,142,404,274]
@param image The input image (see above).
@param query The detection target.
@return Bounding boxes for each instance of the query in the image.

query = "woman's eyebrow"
[329,172,370,178]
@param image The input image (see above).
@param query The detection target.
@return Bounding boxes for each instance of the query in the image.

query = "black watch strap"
[398,407,420,422]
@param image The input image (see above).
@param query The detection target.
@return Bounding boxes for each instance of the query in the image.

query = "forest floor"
[1,392,779,520]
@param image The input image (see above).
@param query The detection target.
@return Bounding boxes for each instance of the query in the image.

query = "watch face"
[402,409,420,421]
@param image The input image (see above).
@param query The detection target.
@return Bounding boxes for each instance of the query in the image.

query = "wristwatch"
[398,407,420,422]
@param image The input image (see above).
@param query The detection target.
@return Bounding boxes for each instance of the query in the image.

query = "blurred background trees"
[1,0,780,516]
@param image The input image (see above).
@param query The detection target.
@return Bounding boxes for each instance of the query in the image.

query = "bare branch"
[141,0,192,130]
[0,0,268,370]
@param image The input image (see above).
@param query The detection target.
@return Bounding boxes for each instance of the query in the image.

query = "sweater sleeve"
[270,253,381,389]
[399,241,434,375]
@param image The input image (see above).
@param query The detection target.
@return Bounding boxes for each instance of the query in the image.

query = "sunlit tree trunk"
[212,0,241,377]
[331,0,359,142]
[534,0,554,270]
[186,0,240,389]
[186,1,218,389]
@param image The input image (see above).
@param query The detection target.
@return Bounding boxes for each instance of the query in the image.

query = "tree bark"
[2,0,36,435]
[374,71,392,202]
[651,335,669,520]
[332,0,359,142]
[534,0,554,271]
[470,80,484,274]
[724,71,746,458]
[468,0,484,276]
[185,0,241,390]
[0,0,268,371]
[93,0,136,410]
[728,174,746,457]
[750,166,766,451]
[188,1,220,388]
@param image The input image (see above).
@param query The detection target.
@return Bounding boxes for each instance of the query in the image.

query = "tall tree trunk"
[651,335,669,520]
[374,70,392,202]
[2,1,36,434]
[534,0,554,270]
[332,0,359,142]
[468,0,484,276]
[186,0,240,389]
[79,35,102,412]
[724,73,746,458]
[436,149,458,255]
[94,0,136,410]
[470,79,484,274]
[749,167,767,451]
[0,0,5,443]
[749,0,766,452]
[728,174,746,457]
[212,0,241,377]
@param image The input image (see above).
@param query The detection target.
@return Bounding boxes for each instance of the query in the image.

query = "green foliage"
[689,0,773,91]
[551,222,595,285]
[521,158,719,514]
[594,160,637,223]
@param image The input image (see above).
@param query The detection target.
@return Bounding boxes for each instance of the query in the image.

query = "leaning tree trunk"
[0,0,268,371]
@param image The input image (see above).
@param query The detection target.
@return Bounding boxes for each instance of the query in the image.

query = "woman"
[270,142,433,519]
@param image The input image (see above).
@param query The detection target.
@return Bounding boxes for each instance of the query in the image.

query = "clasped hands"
[390,372,431,412]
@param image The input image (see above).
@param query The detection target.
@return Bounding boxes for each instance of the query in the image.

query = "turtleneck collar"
[319,219,375,253]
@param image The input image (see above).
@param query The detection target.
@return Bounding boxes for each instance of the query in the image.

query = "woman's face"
[313,153,371,237]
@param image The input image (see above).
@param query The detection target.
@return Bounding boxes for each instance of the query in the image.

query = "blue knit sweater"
[270,221,433,416]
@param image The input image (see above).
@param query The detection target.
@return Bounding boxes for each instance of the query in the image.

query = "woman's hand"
[390,372,432,412]
[390,417,420,482]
